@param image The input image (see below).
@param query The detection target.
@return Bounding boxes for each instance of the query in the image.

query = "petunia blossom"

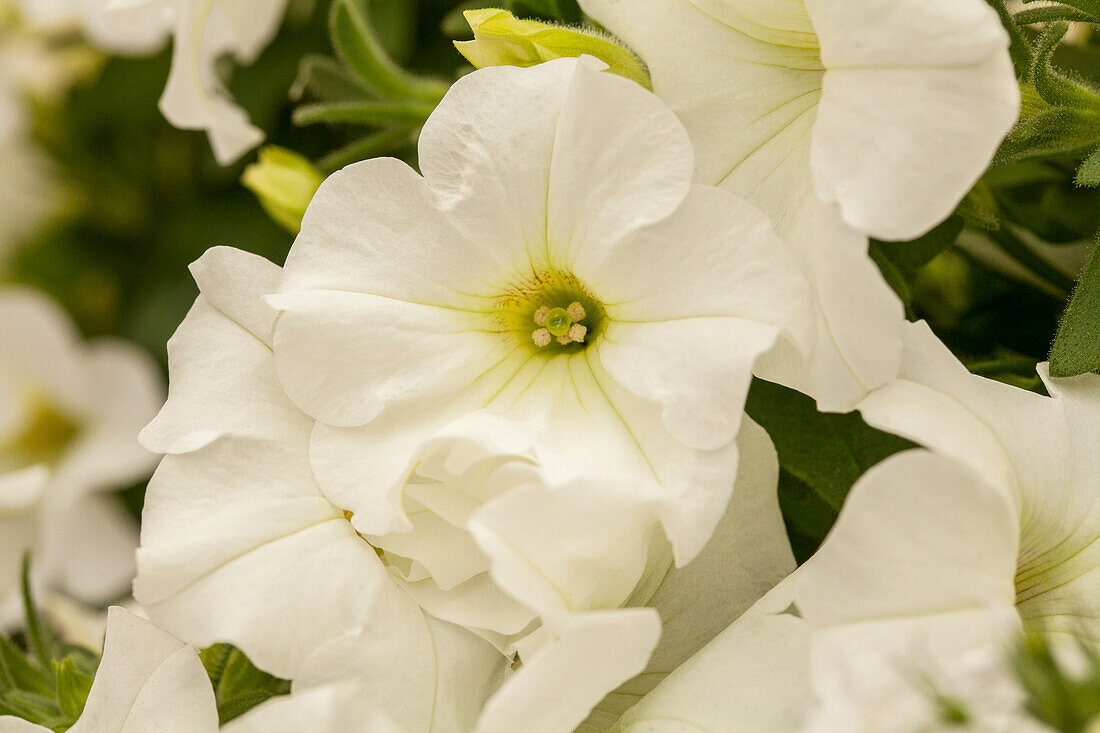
[136,243,797,732]
[0,288,162,614]
[267,56,811,565]
[580,0,1020,411]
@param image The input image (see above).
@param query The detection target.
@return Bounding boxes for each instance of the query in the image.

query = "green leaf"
[998,107,1100,163]
[22,553,55,667]
[1077,147,1100,187]
[776,471,839,565]
[293,100,437,127]
[1049,235,1100,377]
[745,379,915,550]
[53,657,93,721]
[329,0,448,103]
[0,636,54,698]
[872,215,966,275]
[988,0,1032,73]
[201,645,290,724]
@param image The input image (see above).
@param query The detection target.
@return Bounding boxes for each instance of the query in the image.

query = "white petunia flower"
[136,244,797,732]
[0,288,162,613]
[103,0,289,164]
[580,0,1020,411]
[267,56,811,565]
[578,0,1019,241]
[0,606,219,732]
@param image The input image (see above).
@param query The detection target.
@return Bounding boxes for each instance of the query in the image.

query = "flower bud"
[454,9,650,90]
[241,146,325,234]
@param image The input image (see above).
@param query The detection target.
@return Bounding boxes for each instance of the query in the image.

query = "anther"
[556,334,572,345]
[567,302,585,321]
[532,328,552,347]
[533,306,550,326]
[568,324,587,343]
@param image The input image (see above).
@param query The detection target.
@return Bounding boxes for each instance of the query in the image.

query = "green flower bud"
[241,146,326,235]
[455,9,650,90]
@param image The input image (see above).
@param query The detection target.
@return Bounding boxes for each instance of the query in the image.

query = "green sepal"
[1076,147,1100,187]
[1049,234,1100,377]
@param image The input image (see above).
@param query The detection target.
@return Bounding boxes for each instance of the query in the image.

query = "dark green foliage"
[1013,632,1100,732]
[745,380,915,562]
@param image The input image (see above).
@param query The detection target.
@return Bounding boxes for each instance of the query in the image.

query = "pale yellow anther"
[568,324,587,343]
[532,328,552,347]
[556,334,572,345]
[567,302,586,321]
[533,306,550,326]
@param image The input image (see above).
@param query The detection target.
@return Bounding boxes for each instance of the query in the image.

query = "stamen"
[556,334,572,345]
[568,324,587,343]
[533,306,550,326]
[532,328,552,347]
[567,302,586,321]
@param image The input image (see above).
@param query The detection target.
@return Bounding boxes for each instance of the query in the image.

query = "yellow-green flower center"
[1,397,81,473]
[494,270,607,354]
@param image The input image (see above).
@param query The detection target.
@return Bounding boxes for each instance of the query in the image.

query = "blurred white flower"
[580,0,1020,411]
[135,244,796,732]
[103,0,289,164]
[0,289,162,613]
[267,56,811,565]
[0,606,219,732]
[14,0,169,54]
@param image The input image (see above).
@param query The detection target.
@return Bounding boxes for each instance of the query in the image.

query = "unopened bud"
[454,9,650,90]
[242,146,325,234]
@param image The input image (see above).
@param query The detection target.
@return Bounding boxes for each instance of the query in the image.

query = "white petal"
[152,0,288,164]
[469,479,661,613]
[543,58,694,267]
[297,598,506,733]
[140,297,305,455]
[612,578,811,733]
[42,494,137,605]
[810,57,1019,241]
[578,0,823,232]
[224,683,402,733]
[134,435,387,679]
[636,417,795,693]
[269,289,514,427]
[755,199,905,412]
[857,320,1060,493]
[189,246,282,346]
[475,609,661,733]
[796,450,1019,626]
[283,157,509,305]
[581,186,812,347]
[598,318,776,451]
[69,607,217,733]
[0,719,48,732]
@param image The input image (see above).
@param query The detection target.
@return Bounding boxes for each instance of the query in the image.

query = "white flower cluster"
[5,0,1098,731]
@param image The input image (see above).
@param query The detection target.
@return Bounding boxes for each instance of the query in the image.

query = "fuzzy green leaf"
[201,644,290,724]
[1031,22,1100,111]
[1049,236,1100,377]
[0,635,54,698]
[291,55,372,104]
